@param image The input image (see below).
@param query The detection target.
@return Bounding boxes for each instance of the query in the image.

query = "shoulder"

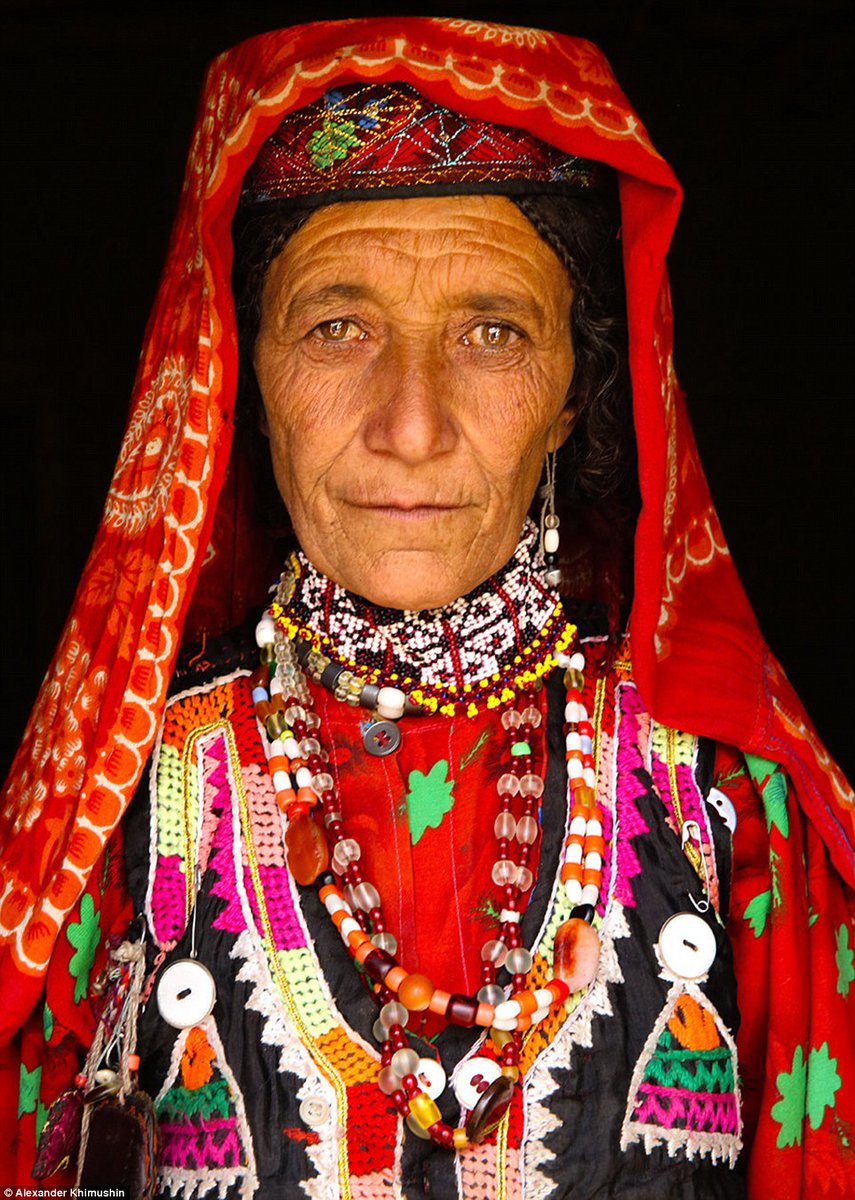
[168,612,261,694]
[156,611,265,756]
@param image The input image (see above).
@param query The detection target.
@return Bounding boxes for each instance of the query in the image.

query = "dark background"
[2,1,853,783]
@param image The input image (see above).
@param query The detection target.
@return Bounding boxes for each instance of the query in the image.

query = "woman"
[1,17,852,1199]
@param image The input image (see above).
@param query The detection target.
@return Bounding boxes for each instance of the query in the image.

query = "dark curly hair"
[231,185,638,609]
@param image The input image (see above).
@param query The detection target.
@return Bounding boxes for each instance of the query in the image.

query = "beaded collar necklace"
[270,519,576,719]
[250,543,604,1147]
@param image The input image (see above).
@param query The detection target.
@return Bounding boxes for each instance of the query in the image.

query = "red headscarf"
[1,15,852,1184]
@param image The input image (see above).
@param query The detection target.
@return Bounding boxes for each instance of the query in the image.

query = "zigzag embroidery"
[522,903,631,1200]
[230,929,339,1200]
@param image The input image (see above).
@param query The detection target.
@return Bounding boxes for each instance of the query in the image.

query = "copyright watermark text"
[3,1190,127,1198]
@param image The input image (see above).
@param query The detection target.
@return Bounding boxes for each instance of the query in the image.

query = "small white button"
[299,1097,330,1128]
[658,913,717,981]
[707,787,737,834]
[156,959,217,1028]
[414,1057,447,1100]
[453,1057,502,1111]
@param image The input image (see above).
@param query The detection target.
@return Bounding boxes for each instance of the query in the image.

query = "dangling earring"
[540,450,562,588]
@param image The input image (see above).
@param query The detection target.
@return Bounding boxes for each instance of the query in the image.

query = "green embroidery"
[405,760,455,846]
[771,1042,843,1148]
[67,892,101,1003]
[43,1002,54,1042]
[157,1075,232,1121]
[18,1063,41,1118]
[743,890,771,938]
[473,892,501,930]
[771,1045,806,1148]
[716,761,747,788]
[745,754,789,838]
[806,1043,842,1132]
[835,924,855,998]
[307,119,361,169]
[770,847,783,909]
[459,728,490,773]
[644,1040,734,1092]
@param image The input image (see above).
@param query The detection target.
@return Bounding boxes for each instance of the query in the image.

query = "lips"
[349,503,465,522]
[345,498,467,513]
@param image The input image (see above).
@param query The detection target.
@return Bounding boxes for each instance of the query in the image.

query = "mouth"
[346,500,467,520]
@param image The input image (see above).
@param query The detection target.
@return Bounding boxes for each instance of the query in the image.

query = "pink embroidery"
[632,1084,739,1134]
[160,1118,242,1169]
[611,685,651,908]
[151,855,187,947]
[256,864,307,949]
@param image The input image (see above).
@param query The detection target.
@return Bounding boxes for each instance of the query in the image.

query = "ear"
[546,403,579,453]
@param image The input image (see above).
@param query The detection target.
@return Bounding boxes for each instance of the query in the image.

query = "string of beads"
[249,601,603,1146]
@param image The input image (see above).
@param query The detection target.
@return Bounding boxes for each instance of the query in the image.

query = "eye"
[462,322,522,349]
[312,319,366,342]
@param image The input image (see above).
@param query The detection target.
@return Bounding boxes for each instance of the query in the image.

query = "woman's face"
[254,194,576,609]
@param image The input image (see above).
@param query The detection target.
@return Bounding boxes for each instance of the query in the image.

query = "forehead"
[267,193,572,304]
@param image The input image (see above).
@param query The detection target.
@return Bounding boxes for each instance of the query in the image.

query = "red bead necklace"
[250,606,603,1147]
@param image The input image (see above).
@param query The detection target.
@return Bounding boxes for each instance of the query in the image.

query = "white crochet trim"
[230,929,339,1200]
[521,905,630,1200]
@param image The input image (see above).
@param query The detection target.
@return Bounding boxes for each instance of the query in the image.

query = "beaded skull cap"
[241,81,601,206]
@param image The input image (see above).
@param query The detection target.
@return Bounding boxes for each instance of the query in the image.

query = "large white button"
[453,1057,502,1111]
[299,1097,330,1127]
[707,787,738,834]
[414,1057,447,1100]
[658,913,717,980]
[156,959,217,1028]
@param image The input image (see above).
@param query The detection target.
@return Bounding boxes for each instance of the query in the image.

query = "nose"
[362,341,457,463]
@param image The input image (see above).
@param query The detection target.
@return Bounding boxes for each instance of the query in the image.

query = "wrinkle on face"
[253,194,576,609]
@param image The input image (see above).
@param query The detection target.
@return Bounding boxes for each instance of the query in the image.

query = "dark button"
[465,1074,515,1143]
[363,720,401,757]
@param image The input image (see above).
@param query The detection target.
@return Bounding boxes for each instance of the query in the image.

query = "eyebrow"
[459,292,546,325]
[287,283,371,321]
[286,284,547,326]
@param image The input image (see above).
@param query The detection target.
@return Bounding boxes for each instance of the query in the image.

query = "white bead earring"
[540,451,562,588]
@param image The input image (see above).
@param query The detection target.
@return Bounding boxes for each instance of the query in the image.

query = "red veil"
[1,17,852,1191]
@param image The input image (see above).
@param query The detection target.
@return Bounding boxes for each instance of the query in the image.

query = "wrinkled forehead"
[259,193,575,322]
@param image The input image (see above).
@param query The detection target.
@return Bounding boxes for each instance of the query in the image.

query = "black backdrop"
[2,1,853,783]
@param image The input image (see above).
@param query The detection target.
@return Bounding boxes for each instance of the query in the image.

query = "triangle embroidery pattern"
[621,983,742,1166]
[155,1018,258,1198]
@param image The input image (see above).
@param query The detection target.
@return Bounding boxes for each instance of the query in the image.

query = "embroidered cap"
[241,81,601,206]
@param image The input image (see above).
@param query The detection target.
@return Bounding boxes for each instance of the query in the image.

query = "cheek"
[257,352,358,473]
[455,364,569,476]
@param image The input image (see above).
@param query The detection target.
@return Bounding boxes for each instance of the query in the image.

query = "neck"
[272,519,576,716]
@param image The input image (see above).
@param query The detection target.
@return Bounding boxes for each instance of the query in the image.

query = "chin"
[345,551,473,611]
